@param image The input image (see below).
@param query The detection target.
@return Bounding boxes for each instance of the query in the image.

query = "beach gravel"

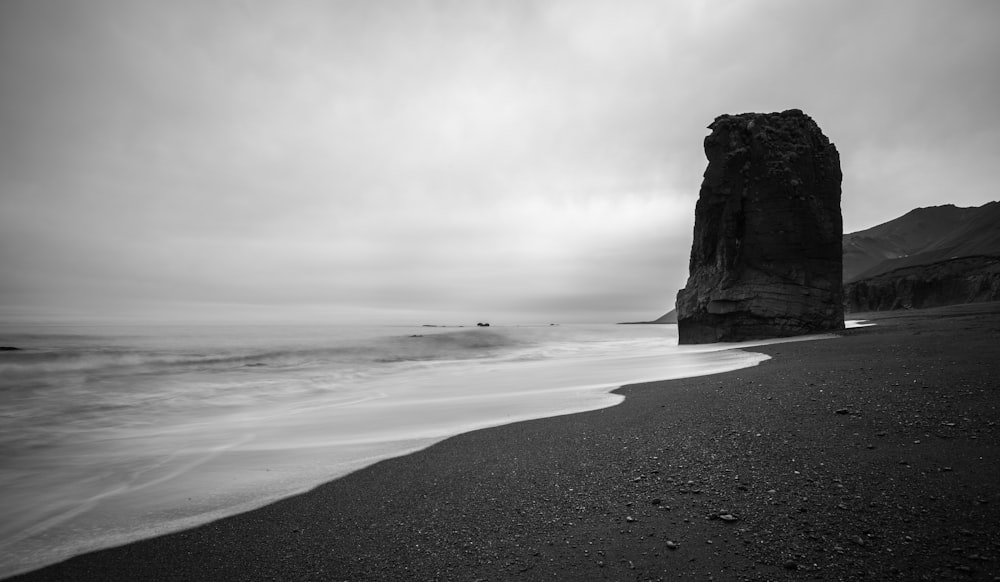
[10,303,1000,581]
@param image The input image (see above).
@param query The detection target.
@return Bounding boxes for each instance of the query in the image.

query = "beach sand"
[10,303,1000,581]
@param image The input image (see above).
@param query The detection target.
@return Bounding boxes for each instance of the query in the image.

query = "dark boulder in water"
[676,109,844,344]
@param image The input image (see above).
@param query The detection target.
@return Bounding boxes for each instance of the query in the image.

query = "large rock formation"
[676,109,844,343]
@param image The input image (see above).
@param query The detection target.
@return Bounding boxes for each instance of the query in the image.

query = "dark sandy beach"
[11,303,1000,581]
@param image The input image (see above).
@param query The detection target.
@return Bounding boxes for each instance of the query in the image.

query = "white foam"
[0,325,840,578]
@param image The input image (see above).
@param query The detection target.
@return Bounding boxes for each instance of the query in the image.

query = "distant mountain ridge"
[843,201,1000,283]
[619,309,676,325]
[843,201,1000,312]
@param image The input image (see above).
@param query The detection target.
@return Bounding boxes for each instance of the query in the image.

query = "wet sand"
[11,303,1000,581]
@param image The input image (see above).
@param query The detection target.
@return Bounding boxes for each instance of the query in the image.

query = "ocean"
[0,321,825,577]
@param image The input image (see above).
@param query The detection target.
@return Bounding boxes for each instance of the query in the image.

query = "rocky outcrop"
[676,109,844,343]
[844,255,1000,312]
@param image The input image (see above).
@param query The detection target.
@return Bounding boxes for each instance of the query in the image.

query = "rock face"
[676,109,844,344]
[844,255,1000,312]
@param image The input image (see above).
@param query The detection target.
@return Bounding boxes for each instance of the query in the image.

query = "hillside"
[619,308,677,325]
[843,201,1000,313]
[843,201,1000,283]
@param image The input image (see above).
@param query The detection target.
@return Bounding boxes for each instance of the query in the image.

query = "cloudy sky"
[1,1,998,325]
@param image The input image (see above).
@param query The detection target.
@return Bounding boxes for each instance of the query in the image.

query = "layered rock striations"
[844,255,1000,312]
[676,109,844,343]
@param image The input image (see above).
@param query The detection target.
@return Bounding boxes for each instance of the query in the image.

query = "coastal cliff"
[842,201,1000,313]
[844,255,1000,312]
[676,109,844,343]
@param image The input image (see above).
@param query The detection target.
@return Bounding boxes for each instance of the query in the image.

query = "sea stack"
[676,109,844,344]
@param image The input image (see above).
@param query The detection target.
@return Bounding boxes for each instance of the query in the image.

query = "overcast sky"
[1,0,998,325]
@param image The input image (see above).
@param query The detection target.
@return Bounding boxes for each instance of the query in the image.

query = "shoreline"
[10,303,1000,581]
[0,325,777,578]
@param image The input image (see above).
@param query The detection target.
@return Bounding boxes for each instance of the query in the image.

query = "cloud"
[2,0,999,323]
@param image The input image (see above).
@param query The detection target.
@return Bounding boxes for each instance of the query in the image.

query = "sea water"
[0,322,826,577]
